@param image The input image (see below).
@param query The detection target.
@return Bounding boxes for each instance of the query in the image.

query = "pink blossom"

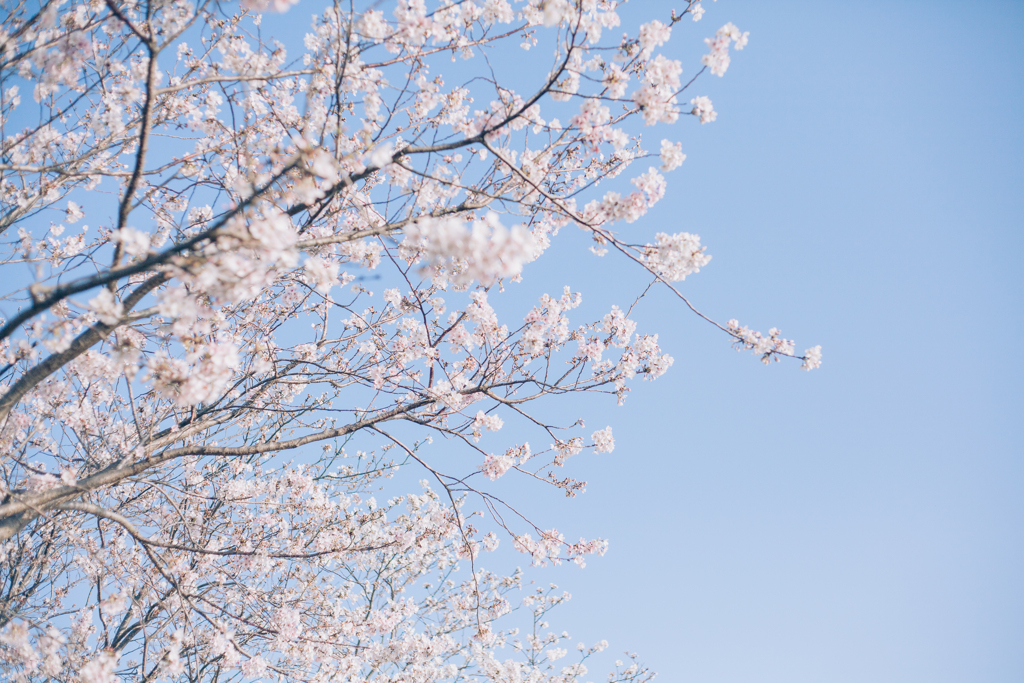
[78,650,119,683]
[802,345,824,371]
[304,255,340,293]
[87,289,123,325]
[591,426,615,453]
[65,201,85,223]
[691,95,717,124]
[702,23,750,77]
[472,410,504,441]
[644,232,711,282]
[727,319,797,364]
[638,20,672,57]
[403,213,538,286]
[659,139,686,171]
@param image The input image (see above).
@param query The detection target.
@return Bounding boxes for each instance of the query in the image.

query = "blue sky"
[495,1,1024,681]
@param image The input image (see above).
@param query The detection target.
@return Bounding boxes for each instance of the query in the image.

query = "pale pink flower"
[638,20,671,57]
[644,54,683,90]
[727,319,798,364]
[65,201,85,223]
[659,139,686,171]
[591,426,614,453]
[304,255,339,293]
[241,655,269,677]
[702,23,749,77]
[690,95,717,124]
[643,232,711,282]
[273,606,302,641]
[472,410,504,441]
[802,345,823,371]
[111,227,151,256]
[87,289,124,325]
[78,650,119,683]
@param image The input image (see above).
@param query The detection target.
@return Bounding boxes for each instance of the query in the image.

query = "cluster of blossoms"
[145,341,241,407]
[725,318,823,372]
[702,21,750,76]
[644,232,712,282]
[691,95,717,124]
[633,42,684,125]
[472,410,505,441]
[402,213,540,286]
[513,530,609,568]
[522,287,584,355]
[591,427,615,453]
[0,1,817,681]
[727,319,803,366]
[482,443,531,480]
[660,139,687,171]
[580,164,673,228]
[802,345,824,371]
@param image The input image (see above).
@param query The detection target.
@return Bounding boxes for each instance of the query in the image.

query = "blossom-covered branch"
[0,0,817,680]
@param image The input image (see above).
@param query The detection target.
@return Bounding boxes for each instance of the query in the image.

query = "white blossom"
[802,345,823,371]
[691,95,717,124]
[643,232,711,282]
[65,201,85,223]
[591,426,615,453]
[87,289,124,325]
[111,227,151,256]
[659,139,686,171]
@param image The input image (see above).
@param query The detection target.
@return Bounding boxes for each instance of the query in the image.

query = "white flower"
[162,629,185,676]
[0,621,36,668]
[100,590,129,614]
[602,305,637,347]
[66,201,85,223]
[643,232,711,282]
[481,452,514,480]
[659,139,686,171]
[78,650,119,683]
[304,255,339,293]
[241,656,268,677]
[273,606,302,642]
[294,343,318,361]
[368,142,394,168]
[603,64,630,98]
[802,345,823,371]
[727,319,797,365]
[591,426,614,453]
[472,410,504,441]
[240,0,298,12]
[638,20,671,57]
[87,289,124,325]
[644,54,683,90]
[690,96,717,124]
[358,10,388,41]
[403,213,538,286]
[481,443,528,480]
[702,23,749,77]
[482,0,514,24]
[112,227,151,256]
[147,341,239,407]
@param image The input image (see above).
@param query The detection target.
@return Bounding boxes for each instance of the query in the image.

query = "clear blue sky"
[494,1,1023,681]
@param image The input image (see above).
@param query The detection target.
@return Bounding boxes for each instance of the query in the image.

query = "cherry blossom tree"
[0,0,820,680]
